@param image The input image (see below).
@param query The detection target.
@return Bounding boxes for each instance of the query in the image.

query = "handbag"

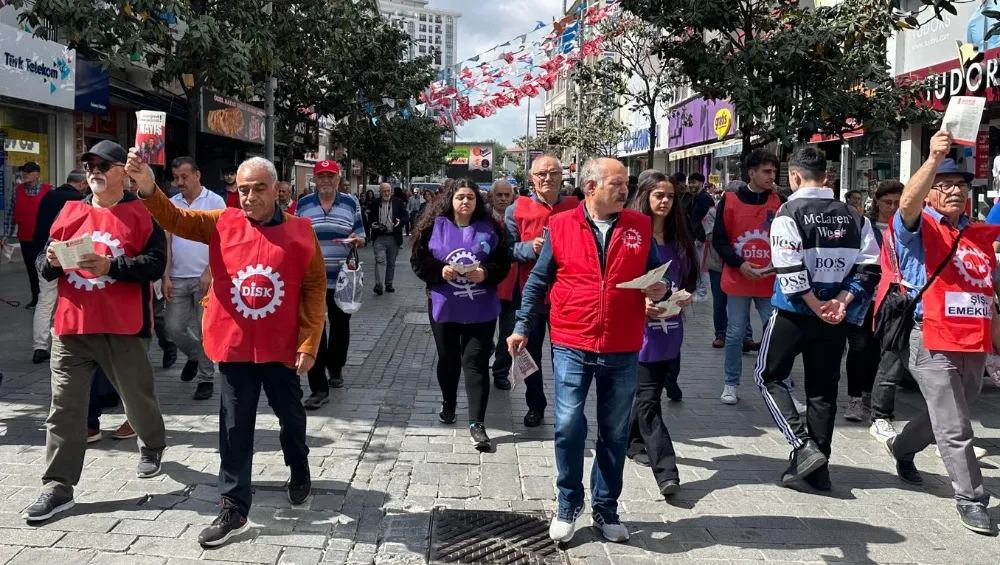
[873,223,963,352]
[334,247,364,314]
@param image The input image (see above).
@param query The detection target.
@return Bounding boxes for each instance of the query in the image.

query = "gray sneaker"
[136,447,164,479]
[843,397,864,422]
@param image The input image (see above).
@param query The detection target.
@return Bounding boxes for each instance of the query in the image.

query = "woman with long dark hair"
[410,178,511,451]
[625,171,697,497]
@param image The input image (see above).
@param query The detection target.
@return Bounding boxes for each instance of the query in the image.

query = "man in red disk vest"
[130,153,327,548]
[2,161,53,309]
[879,131,1000,535]
[503,154,578,426]
[22,141,168,524]
[508,158,667,544]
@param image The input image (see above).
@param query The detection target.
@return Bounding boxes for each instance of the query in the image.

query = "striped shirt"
[296,192,366,288]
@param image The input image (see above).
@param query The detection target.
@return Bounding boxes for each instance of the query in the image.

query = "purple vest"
[639,242,686,363]
[428,216,501,324]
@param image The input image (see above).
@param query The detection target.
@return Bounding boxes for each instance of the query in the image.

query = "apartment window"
[419,13,426,21]
[435,25,441,34]
[419,45,427,54]
[419,24,426,32]
[435,36,441,45]
[435,15,442,23]
[419,34,425,41]
[435,53,442,65]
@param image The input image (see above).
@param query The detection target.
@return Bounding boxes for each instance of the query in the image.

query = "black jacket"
[712,185,786,268]
[411,217,511,289]
[32,184,87,249]
[40,191,167,338]
[367,197,408,246]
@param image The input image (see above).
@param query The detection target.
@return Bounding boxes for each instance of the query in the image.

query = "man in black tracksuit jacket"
[755,147,880,491]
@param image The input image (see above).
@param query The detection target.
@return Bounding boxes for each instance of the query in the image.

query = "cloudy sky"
[430,0,566,147]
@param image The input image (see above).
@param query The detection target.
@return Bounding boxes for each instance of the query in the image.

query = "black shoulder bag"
[873,224,963,352]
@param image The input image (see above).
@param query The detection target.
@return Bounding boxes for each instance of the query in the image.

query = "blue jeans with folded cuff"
[552,345,638,521]
[709,270,752,341]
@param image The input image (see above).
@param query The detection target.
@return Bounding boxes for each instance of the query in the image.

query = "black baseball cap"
[221,165,237,175]
[19,161,40,173]
[81,140,128,164]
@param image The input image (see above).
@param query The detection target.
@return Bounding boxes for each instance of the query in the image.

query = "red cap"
[314,160,340,175]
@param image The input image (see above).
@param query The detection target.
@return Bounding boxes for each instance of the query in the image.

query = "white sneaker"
[934,445,988,460]
[869,419,898,442]
[592,513,629,542]
[720,384,738,405]
[792,396,807,415]
[549,511,579,542]
[843,397,864,422]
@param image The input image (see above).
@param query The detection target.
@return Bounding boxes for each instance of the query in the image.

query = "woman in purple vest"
[626,171,698,498]
[411,179,512,451]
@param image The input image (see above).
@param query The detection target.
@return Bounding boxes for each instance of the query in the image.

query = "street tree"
[622,0,940,168]
[582,14,685,166]
[17,0,267,159]
[548,86,627,161]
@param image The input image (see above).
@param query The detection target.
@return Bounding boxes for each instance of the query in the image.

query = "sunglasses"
[83,161,123,173]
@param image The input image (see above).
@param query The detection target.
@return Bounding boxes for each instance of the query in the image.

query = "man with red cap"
[295,160,365,407]
[129,152,327,548]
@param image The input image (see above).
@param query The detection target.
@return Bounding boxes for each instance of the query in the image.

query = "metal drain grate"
[429,508,567,565]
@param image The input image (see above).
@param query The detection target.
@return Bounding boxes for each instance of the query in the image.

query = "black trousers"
[218,362,309,516]
[19,238,41,301]
[870,348,909,421]
[627,357,680,486]
[491,299,517,380]
[429,308,496,424]
[152,295,173,350]
[845,307,878,398]
[308,289,352,394]
[756,310,847,459]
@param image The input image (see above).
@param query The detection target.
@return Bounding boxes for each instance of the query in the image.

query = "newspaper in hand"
[50,234,96,270]
[654,289,691,318]
[510,348,539,389]
[941,96,986,146]
[450,260,480,275]
[616,261,671,290]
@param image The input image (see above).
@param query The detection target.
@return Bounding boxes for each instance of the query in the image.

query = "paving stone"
[54,532,136,551]
[5,548,96,565]
[278,547,323,565]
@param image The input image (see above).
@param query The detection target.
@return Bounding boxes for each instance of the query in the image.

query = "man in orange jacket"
[129,152,326,548]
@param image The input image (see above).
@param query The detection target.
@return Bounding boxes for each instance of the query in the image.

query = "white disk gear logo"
[735,229,770,267]
[444,248,484,300]
[230,264,285,319]
[953,245,992,289]
[621,228,642,250]
[67,231,123,291]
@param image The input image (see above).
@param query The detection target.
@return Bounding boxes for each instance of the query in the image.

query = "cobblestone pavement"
[1,243,1000,565]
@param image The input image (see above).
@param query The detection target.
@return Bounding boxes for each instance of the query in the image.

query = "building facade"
[379,0,460,74]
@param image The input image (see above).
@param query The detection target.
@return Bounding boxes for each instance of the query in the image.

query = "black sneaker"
[659,479,681,497]
[957,504,995,535]
[162,344,178,369]
[25,298,37,310]
[802,464,832,491]
[780,440,827,484]
[666,382,683,401]
[328,370,344,389]
[885,437,922,485]
[386,284,395,293]
[32,349,50,364]
[470,422,491,452]
[523,409,544,428]
[193,382,213,400]
[373,284,384,296]
[628,451,651,467]
[304,391,330,410]
[136,447,164,479]
[493,376,512,391]
[286,464,312,505]
[22,492,74,522]
[180,360,198,382]
[439,403,456,424]
[198,500,249,547]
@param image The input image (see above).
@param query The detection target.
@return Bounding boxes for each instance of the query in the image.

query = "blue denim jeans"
[724,296,773,387]
[709,270,753,341]
[552,345,638,520]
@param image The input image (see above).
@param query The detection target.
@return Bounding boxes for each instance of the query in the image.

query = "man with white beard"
[23,140,169,522]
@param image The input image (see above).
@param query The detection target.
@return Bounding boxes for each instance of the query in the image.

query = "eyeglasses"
[532,170,560,178]
[83,161,122,173]
[931,182,970,193]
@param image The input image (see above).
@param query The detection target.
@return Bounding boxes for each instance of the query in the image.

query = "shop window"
[0,107,52,189]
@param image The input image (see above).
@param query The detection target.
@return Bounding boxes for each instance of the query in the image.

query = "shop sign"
[668,98,736,150]
[976,130,990,180]
[4,138,39,154]
[622,125,660,154]
[199,88,265,144]
[74,57,110,116]
[895,1,983,75]
[0,25,76,110]
[713,108,732,139]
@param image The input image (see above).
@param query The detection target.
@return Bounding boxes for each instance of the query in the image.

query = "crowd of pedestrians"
[3,133,1000,550]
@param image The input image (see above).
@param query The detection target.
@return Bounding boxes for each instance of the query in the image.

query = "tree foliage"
[622,0,940,169]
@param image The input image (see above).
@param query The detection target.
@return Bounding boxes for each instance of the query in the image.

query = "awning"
[110,80,188,121]
[669,138,739,162]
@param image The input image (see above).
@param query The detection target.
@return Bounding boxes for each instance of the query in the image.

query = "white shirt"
[169,187,226,278]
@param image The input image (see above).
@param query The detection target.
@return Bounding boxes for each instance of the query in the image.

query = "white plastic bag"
[334,248,363,314]
[986,354,1000,388]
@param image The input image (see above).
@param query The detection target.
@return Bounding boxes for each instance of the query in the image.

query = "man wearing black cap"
[2,161,53,309]
[23,140,168,523]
